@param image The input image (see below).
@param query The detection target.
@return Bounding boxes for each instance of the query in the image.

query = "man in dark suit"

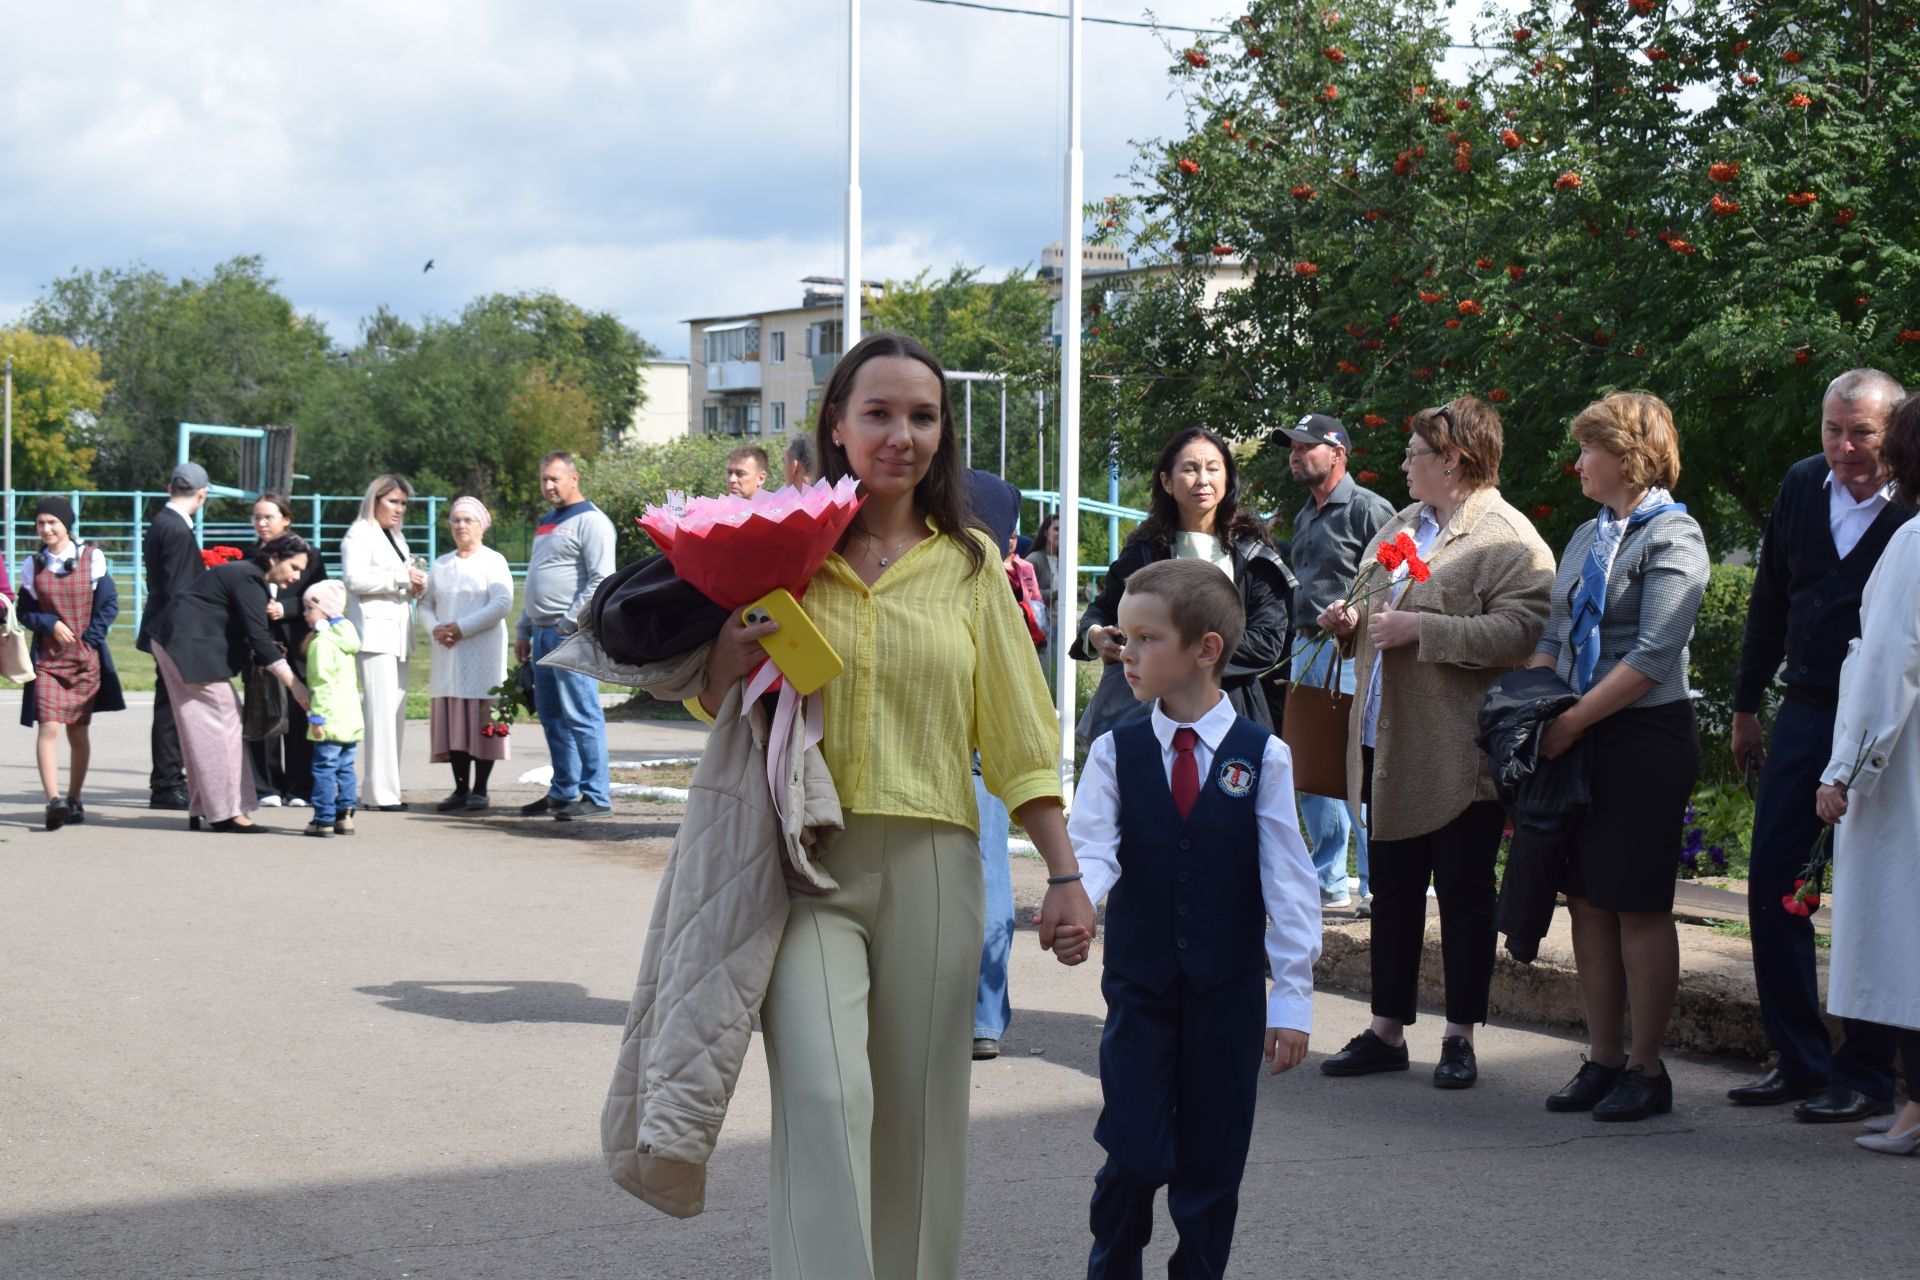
[138,462,210,808]
[1729,368,1910,1122]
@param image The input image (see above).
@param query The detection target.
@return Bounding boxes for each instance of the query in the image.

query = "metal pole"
[2,355,11,584]
[999,382,1007,479]
[844,0,862,350]
[1037,391,1045,493]
[132,491,145,632]
[1054,0,1085,801]
[965,379,973,467]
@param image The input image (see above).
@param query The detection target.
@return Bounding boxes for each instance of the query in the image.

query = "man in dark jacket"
[1729,368,1910,1122]
[138,462,209,809]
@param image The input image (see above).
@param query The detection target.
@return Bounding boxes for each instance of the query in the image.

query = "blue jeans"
[531,624,610,807]
[1292,642,1370,898]
[974,772,1014,1040]
[310,740,359,825]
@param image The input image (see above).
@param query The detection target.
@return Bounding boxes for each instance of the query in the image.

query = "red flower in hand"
[1376,539,1406,571]
[1406,556,1431,583]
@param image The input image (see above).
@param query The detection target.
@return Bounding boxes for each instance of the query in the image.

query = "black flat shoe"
[44,799,70,831]
[520,796,567,817]
[1727,1066,1821,1107]
[66,799,86,825]
[1547,1058,1624,1112]
[465,793,491,812]
[1794,1085,1895,1124]
[1321,1029,1410,1077]
[208,818,268,834]
[149,787,190,811]
[435,790,470,813]
[1593,1065,1673,1122]
[1433,1036,1478,1090]
[189,816,202,832]
[374,803,409,813]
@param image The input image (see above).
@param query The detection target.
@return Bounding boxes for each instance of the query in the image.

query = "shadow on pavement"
[356,979,629,1025]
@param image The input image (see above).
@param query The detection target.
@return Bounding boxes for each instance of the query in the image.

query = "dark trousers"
[1366,749,1505,1025]
[148,674,185,793]
[1748,695,1898,1096]
[247,730,314,803]
[1088,967,1264,1280]
[1901,1029,1920,1101]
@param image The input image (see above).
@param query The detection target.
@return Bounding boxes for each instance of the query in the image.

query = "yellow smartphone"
[743,588,843,696]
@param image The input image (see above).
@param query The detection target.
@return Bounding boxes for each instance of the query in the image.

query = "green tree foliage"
[586,434,740,563]
[25,257,332,488]
[1084,0,1920,553]
[0,329,105,489]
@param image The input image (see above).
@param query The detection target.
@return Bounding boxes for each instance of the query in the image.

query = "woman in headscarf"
[17,496,125,829]
[420,496,515,811]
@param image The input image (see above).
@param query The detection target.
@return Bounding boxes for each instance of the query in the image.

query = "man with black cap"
[137,462,211,809]
[1279,413,1397,912]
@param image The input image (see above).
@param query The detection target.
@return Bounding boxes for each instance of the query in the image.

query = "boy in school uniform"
[1053,557,1321,1279]
[300,579,364,838]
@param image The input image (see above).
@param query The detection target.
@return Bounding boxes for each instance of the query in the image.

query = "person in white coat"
[1816,390,1920,1157]
[421,496,514,812]
[340,474,427,811]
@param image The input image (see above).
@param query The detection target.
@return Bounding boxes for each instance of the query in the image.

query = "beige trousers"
[761,814,985,1280]
[357,652,408,807]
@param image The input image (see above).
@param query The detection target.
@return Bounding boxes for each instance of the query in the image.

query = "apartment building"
[628,358,691,444]
[685,277,882,439]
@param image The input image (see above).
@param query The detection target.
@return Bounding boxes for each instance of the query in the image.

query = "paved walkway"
[1,706,1910,1279]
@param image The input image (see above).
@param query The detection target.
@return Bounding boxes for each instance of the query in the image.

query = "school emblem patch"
[1216,757,1257,798]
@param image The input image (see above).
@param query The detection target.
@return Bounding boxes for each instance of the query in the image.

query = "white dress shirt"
[20,544,108,591]
[1825,471,1896,560]
[1069,692,1323,1031]
[1363,506,1443,748]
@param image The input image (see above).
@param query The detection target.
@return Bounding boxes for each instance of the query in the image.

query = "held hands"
[1038,881,1097,964]
[1265,1029,1308,1075]
[1816,782,1849,825]
[1368,601,1421,651]
[1316,599,1359,639]
[698,605,780,715]
[287,678,312,712]
[1048,922,1093,966]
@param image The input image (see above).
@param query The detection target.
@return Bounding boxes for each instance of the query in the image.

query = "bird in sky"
[422,259,435,273]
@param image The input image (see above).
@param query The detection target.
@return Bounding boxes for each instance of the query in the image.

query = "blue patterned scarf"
[1568,488,1685,693]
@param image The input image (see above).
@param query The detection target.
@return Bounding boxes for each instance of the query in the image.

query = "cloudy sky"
[3,1,1492,357]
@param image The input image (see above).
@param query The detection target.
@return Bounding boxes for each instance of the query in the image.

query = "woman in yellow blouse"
[698,331,1094,1280]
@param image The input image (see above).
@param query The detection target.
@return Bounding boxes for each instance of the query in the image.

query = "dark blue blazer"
[1103,715,1271,994]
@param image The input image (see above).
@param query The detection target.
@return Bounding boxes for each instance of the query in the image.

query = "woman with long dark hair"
[246,491,327,807]
[148,535,314,833]
[1070,424,1294,741]
[696,330,1094,1278]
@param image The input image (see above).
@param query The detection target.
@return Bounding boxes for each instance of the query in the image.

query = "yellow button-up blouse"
[699,525,1062,835]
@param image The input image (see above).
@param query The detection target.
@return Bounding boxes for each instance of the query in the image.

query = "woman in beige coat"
[1316,396,1555,1089]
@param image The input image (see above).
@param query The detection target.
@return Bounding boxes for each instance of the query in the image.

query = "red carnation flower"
[1406,556,1432,583]
[1376,539,1405,571]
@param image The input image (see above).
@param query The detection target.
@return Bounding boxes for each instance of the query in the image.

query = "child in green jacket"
[301,580,364,837]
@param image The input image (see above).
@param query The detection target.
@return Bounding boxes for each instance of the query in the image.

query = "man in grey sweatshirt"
[516,451,618,820]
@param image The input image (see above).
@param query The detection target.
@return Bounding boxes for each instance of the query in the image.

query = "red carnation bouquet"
[199,545,244,569]
[1295,530,1432,673]
[1786,733,1877,917]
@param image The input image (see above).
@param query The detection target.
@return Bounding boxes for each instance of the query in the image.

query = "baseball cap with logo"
[1277,413,1351,452]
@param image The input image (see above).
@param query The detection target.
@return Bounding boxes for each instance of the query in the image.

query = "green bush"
[586,436,740,565]
[1688,562,1762,785]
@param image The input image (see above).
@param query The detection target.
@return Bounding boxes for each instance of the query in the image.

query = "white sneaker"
[1320,888,1353,908]
[259,795,284,808]
[287,797,309,808]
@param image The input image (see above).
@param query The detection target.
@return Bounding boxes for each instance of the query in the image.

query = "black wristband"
[1046,872,1083,885]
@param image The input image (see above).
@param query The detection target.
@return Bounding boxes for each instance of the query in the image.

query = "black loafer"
[149,787,190,811]
[972,1037,1001,1061]
[1593,1065,1673,1122]
[1433,1035,1478,1089]
[520,796,567,817]
[1547,1058,1624,1112]
[44,799,70,831]
[66,799,85,825]
[435,790,470,813]
[1321,1029,1410,1077]
[1794,1085,1895,1124]
[374,803,410,813]
[1727,1066,1821,1107]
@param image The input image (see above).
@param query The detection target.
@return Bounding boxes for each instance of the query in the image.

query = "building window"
[704,324,761,365]
[746,402,762,435]
[805,319,843,357]
[772,401,786,434]
[703,402,720,434]
[769,331,786,363]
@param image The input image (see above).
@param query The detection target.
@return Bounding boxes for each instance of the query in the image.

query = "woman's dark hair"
[1883,392,1920,502]
[1033,511,1058,546]
[251,534,312,567]
[254,491,294,524]
[814,330,987,574]
[1128,424,1272,554]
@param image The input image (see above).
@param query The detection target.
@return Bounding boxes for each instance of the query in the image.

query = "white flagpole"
[845,0,863,347]
[1054,0,1084,802]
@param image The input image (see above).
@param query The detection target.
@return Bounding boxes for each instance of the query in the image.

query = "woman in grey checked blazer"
[1530,391,1711,1122]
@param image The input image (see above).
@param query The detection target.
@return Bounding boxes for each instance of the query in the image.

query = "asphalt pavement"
[0,703,1910,1280]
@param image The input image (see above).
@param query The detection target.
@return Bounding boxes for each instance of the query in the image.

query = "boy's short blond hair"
[303,579,347,616]
[1122,559,1245,672]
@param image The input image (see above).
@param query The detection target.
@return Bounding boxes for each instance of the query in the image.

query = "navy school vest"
[1103,715,1271,994]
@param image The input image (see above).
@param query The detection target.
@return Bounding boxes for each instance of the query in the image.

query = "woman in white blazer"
[340,474,426,810]
[420,496,514,812]
[1816,390,1920,1157]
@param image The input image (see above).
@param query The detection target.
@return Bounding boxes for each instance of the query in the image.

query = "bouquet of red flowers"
[1786,733,1877,916]
[199,545,244,569]
[1295,530,1432,673]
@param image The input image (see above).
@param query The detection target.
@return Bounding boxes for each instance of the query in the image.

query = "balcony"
[810,354,837,384]
[707,360,762,392]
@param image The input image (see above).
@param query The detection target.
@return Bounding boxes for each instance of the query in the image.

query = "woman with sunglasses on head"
[17,497,125,830]
[1317,397,1555,1089]
[1072,424,1295,742]
[245,491,329,809]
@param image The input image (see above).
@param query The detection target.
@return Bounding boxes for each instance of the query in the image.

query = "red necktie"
[1171,727,1200,819]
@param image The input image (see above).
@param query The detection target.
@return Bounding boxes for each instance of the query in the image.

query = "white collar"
[1823,471,1897,508]
[1149,691,1235,752]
